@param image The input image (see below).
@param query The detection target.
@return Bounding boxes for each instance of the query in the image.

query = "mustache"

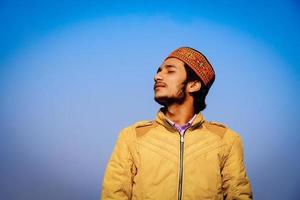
[154,82,167,89]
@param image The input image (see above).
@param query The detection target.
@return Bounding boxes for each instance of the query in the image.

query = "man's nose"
[154,72,162,82]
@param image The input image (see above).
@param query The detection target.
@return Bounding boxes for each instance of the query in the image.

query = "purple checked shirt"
[166,114,197,135]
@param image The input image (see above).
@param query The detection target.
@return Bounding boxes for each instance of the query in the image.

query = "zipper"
[178,130,187,200]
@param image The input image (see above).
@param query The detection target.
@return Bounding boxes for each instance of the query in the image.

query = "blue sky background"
[1,1,300,199]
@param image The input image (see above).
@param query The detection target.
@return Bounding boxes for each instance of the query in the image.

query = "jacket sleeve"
[221,134,253,200]
[101,128,136,200]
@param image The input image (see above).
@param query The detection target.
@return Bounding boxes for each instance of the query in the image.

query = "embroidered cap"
[165,47,215,88]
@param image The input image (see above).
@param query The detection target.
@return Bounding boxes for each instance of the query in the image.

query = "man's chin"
[154,96,168,106]
[154,96,182,106]
[154,93,186,106]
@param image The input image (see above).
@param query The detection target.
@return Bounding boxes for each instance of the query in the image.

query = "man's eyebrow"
[156,65,177,73]
[165,65,177,69]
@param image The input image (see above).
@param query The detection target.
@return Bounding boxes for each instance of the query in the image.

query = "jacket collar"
[155,107,205,132]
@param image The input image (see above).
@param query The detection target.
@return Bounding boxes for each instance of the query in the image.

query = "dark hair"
[184,63,209,113]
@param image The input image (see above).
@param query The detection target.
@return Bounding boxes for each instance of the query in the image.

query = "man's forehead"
[159,58,185,69]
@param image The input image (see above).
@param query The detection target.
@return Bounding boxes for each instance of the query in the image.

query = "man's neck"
[164,103,195,126]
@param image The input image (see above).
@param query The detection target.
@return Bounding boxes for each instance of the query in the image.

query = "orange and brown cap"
[165,47,215,88]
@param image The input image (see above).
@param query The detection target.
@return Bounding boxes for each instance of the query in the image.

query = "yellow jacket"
[102,111,252,200]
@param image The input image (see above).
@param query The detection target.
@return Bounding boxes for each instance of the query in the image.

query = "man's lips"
[154,83,166,89]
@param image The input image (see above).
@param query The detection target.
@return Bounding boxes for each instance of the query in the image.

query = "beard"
[154,81,187,107]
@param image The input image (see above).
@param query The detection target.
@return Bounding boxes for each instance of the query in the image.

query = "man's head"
[154,47,215,113]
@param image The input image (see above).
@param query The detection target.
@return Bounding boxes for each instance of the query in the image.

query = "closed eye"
[156,65,177,74]
[168,70,175,73]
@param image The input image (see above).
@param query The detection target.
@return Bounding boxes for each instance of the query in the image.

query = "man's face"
[154,58,188,106]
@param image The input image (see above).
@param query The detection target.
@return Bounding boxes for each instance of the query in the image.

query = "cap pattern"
[165,47,215,87]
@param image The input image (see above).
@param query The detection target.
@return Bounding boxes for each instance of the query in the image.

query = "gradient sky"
[1,1,300,199]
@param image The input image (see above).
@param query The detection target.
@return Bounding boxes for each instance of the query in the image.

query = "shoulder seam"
[135,121,158,138]
[203,121,228,139]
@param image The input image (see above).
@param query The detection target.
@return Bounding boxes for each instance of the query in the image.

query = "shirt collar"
[165,114,197,134]
[165,114,197,127]
[155,107,205,133]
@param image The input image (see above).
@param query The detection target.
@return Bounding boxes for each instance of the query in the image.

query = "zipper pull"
[180,135,184,143]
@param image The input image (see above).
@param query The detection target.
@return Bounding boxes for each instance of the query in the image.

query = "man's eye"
[168,71,175,73]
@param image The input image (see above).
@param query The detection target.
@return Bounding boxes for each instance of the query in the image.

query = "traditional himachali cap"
[165,47,215,88]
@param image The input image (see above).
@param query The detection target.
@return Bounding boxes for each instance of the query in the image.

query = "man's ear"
[187,81,201,93]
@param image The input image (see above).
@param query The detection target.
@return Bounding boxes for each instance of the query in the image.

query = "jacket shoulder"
[117,120,157,139]
[203,121,228,139]
[134,120,158,138]
[204,121,240,138]
[203,121,241,148]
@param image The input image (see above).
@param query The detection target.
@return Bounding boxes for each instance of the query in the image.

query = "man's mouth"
[154,83,166,89]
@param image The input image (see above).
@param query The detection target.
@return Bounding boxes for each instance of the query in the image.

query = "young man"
[101,47,252,200]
